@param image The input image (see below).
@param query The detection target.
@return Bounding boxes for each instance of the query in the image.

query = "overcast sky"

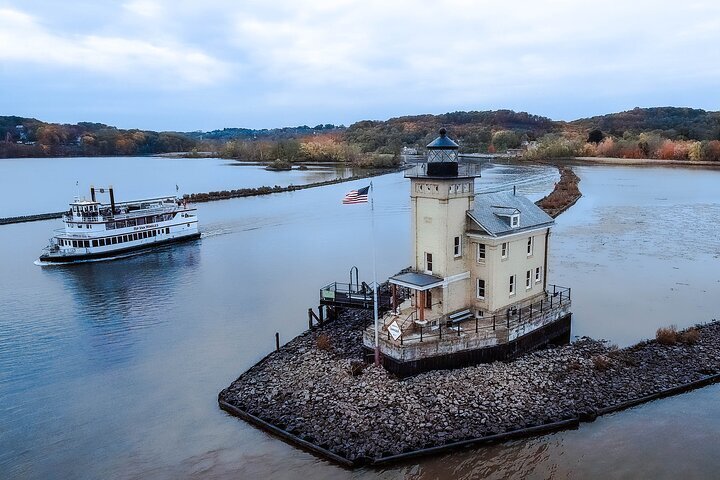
[1,0,720,131]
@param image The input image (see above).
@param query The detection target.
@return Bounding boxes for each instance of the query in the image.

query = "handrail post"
[475,315,478,333]
[560,292,563,305]
[569,287,571,301]
[420,326,423,342]
[493,314,496,331]
[439,324,442,340]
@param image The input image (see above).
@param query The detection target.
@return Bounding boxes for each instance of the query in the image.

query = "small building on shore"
[363,129,572,376]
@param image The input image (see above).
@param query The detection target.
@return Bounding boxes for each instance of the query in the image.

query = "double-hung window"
[425,252,433,273]
[477,243,486,263]
[477,279,486,299]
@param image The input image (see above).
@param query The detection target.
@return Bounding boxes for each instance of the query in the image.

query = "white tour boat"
[38,185,200,264]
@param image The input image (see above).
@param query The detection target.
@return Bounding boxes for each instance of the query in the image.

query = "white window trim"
[476,243,486,263]
[424,252,433,274]
[527,236,534,257]
[453,236,462,258]
[501,242,508,260]
[526,270,532,290]
[535,267,542,284]
[476,278,485,299]
[511,214,520,227]
[509,274,516,296]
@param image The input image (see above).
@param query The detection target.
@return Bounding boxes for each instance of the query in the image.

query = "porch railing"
[383,285,571,346]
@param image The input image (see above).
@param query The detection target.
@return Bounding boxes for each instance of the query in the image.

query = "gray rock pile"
[219,311,720,463]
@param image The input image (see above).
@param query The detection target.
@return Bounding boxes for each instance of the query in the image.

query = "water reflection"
[43,241,201,367]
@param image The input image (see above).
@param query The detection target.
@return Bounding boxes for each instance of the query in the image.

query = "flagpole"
[370,181,380,366]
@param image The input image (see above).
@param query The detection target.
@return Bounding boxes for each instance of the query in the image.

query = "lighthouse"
[363,129,572,376]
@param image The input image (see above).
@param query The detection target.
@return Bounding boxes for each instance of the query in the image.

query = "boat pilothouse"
[38,185,200,264]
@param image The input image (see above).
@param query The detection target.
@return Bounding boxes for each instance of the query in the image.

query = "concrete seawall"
[0,212,65,225]
[0,167,402,226]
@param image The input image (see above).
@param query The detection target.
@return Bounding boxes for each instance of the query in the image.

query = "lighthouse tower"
[402,129,480,322]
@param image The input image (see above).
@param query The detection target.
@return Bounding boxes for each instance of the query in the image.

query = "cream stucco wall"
[467,227,550,314]
[410,178,474,315]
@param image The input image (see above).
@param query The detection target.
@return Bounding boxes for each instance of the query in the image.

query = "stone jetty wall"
[219,309,720,467]
[0,167,403,225]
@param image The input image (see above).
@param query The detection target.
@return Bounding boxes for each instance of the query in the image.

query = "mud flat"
[219,310,720,467]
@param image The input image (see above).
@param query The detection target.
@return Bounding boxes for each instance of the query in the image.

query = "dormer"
[491,206,520,228]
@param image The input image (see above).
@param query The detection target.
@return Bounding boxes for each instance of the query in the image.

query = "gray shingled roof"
[467,191,554,236]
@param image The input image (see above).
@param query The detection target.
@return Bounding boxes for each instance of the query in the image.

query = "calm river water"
[0,159,718,479]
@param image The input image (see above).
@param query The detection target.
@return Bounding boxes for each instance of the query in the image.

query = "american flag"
[342,185,370,204]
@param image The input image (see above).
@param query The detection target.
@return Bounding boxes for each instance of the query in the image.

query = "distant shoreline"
[570,156,720,168]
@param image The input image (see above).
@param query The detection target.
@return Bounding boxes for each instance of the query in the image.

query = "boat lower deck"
[38,232,201,264]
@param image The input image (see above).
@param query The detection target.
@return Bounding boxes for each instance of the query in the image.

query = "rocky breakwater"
[219,313,720,467]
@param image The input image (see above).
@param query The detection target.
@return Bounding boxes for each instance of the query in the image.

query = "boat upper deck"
[64,196,189,223]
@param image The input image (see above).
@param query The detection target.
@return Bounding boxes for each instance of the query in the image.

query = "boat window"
[72,240,78,248]
[92,240,98,247]
[165,228,169,234]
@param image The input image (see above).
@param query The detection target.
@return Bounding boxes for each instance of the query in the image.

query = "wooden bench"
[447,309,473,325]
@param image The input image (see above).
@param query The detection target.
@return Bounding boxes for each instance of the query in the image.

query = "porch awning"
[389,272,443,291]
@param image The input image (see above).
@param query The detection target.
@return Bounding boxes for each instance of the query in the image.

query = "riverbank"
[572,156,720,168]
[219,310,720,467]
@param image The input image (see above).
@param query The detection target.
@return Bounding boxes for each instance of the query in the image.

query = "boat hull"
[38,232,201,264]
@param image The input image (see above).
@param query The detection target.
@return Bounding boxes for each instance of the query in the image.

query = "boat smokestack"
[109,185,115,213]
[90,185,96,202]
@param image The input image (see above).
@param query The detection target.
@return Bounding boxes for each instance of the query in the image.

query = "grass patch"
[656,325,678,345]
[316,333,333,351]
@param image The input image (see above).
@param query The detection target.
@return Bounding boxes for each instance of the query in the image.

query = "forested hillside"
[3,107,720,162]
[570,107,720,141]
[0,116,195,157]
[344,110,558,153]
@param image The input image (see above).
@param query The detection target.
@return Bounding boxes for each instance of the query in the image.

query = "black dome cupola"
[425,128,459,176]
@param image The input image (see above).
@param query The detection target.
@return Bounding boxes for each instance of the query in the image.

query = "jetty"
[219,308,720,467]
